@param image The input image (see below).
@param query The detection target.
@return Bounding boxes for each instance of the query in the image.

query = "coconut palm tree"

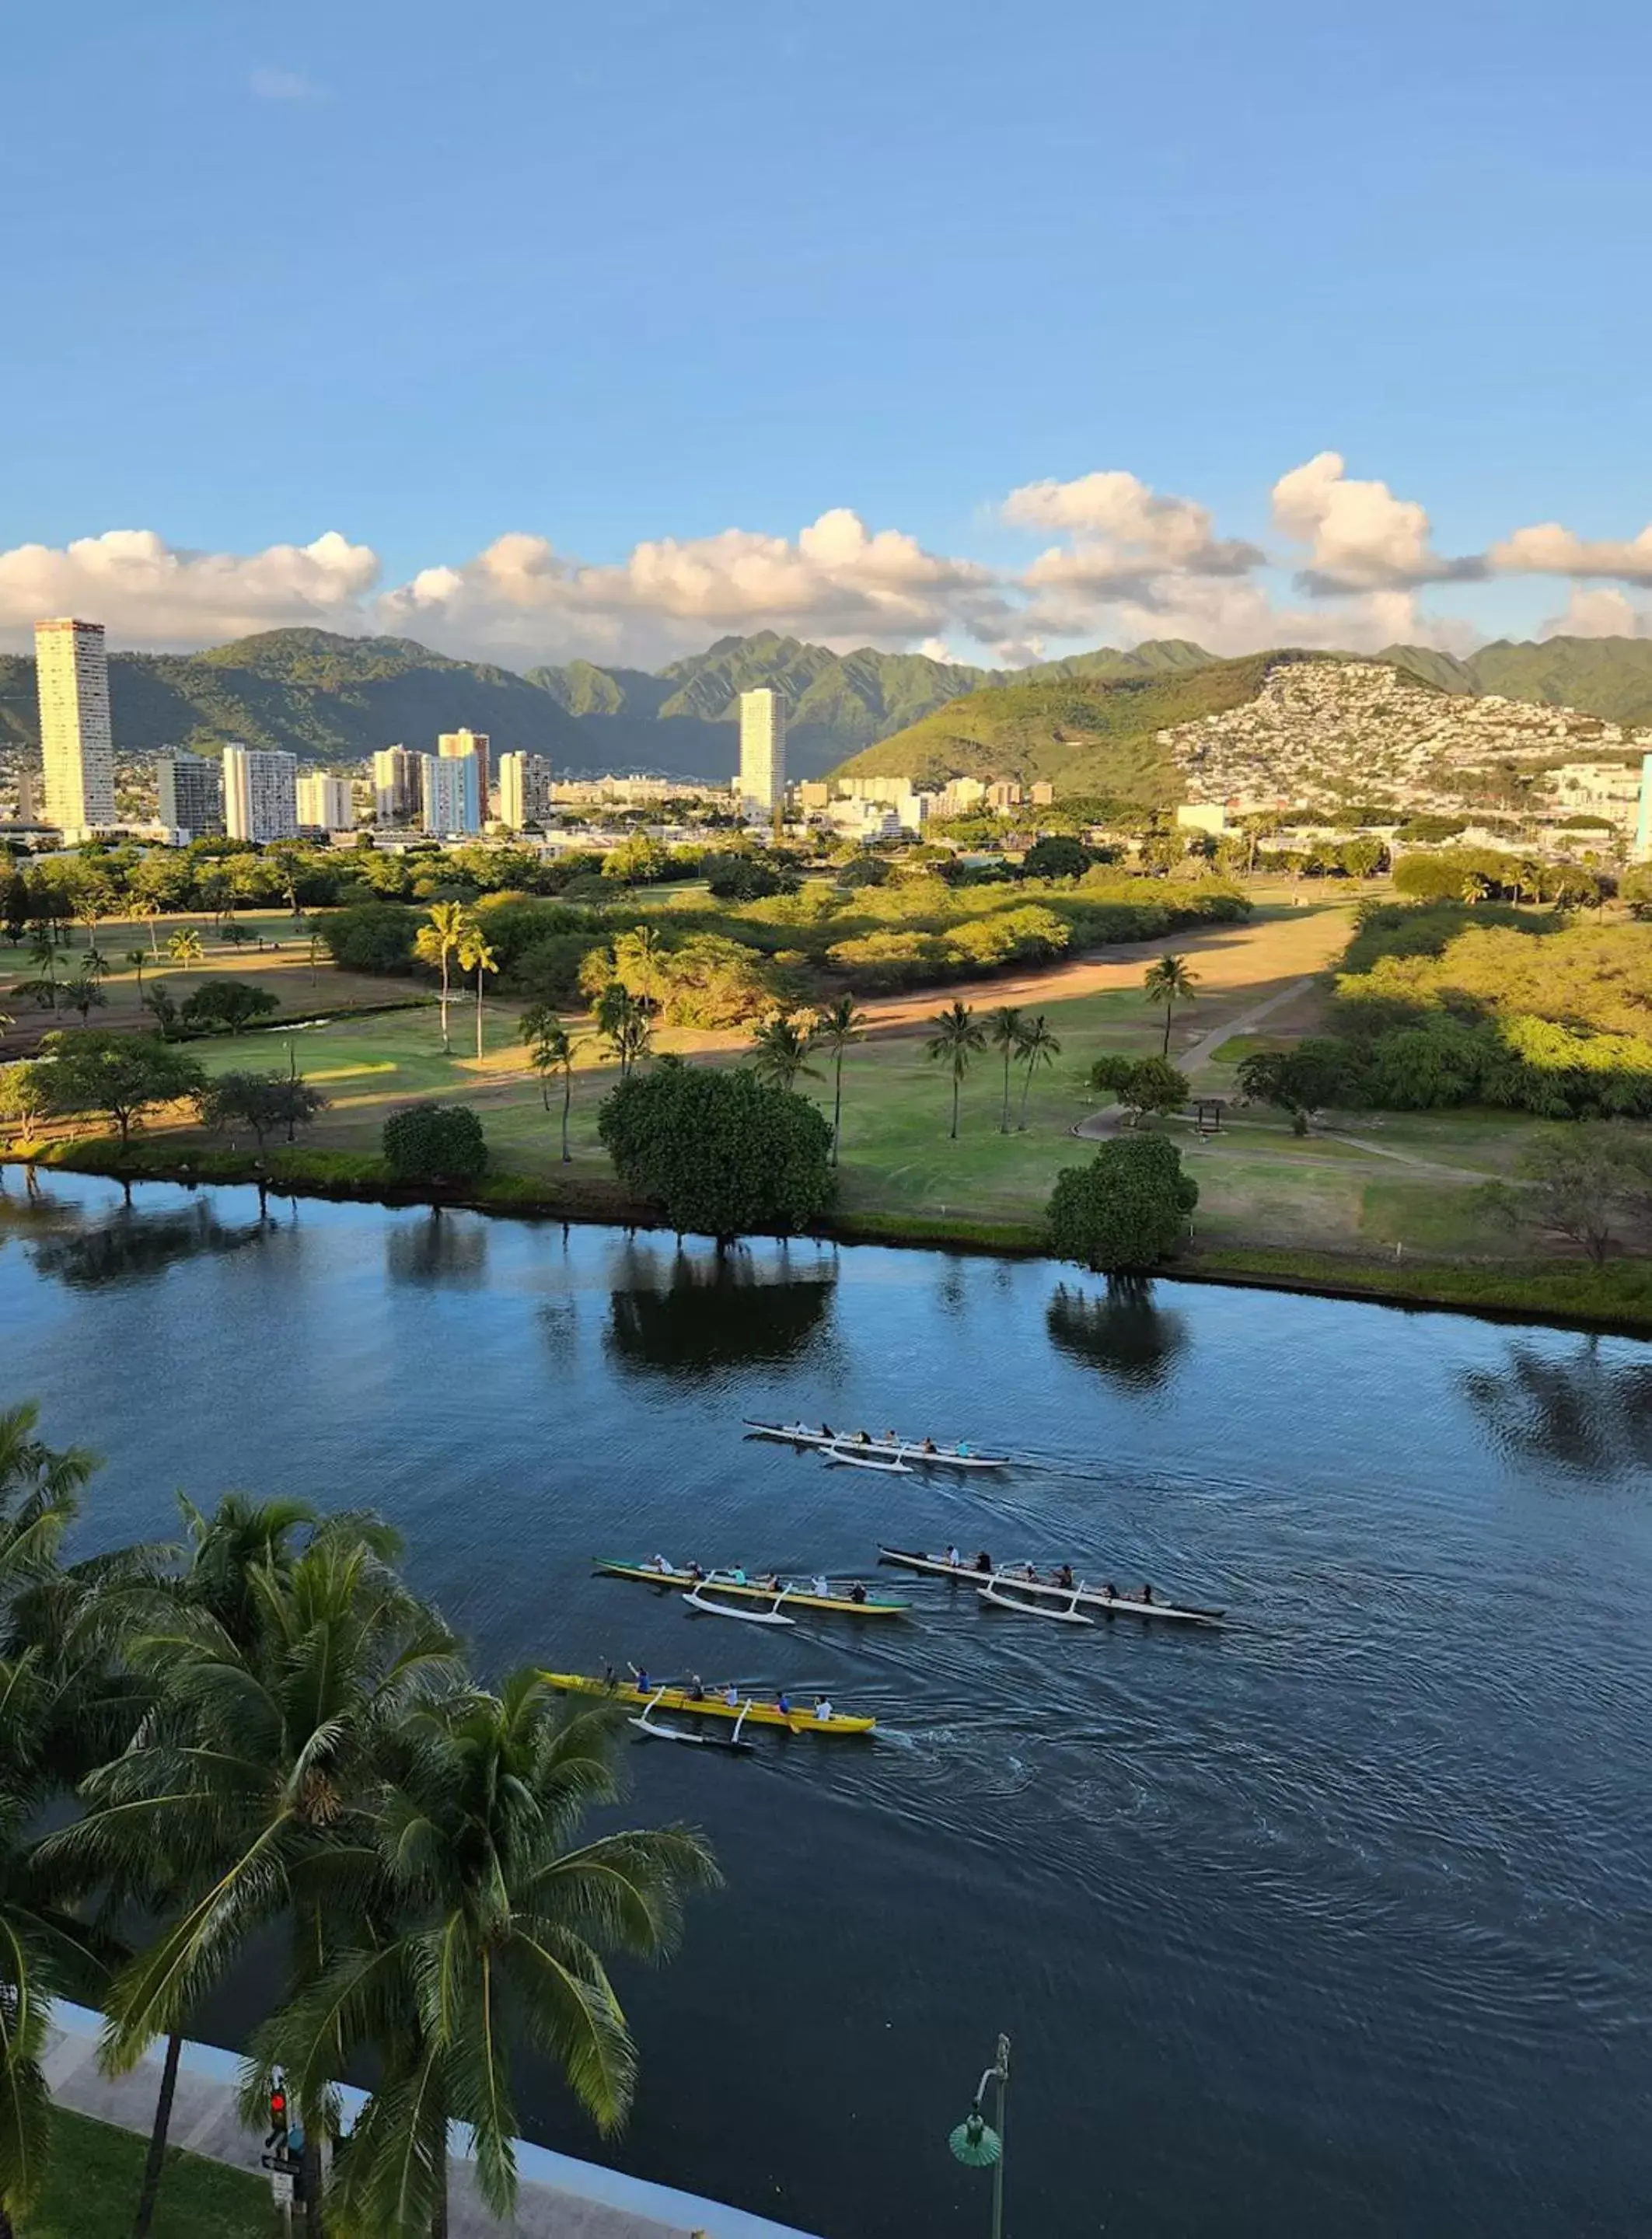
[456,920,498,1061]
[596,986,652,1080]
[521,1009,578,1161]
[257,1675,719,2239]
[124,948,148,1005]
[611,924,667,1010]
[815,996,866,1165]
[414,903,467,1057]
[1142,953,1199,1057]
[924,1001,987,1141]
[128,897,162,958]
[987,1006,1027,1134]
[165,927,204,968]
[748,1012,820,1094]
[1016,1012,1062,1129]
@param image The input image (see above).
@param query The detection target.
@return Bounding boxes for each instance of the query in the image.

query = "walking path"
[43,2002,823,2239]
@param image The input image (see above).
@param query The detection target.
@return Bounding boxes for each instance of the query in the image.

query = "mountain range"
[2,626,1651,794]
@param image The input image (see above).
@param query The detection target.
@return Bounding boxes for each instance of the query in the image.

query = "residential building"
[372,746,421,823]
[1550,760,1647,835]
[35,617,117,836]
[16,767,40,823]
[438,729,491,819]
[420,752,480,834]
[295,773,354,831]
[738,689,786,815]
[222,745,299,844]
[1175,802,1229,837]
[497,751,552,829]
[156,751,225,838]
[1636,753,1652,862]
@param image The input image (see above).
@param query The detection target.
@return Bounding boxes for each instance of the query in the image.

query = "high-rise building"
[222,745,299,844]
[15,767,40,823]
[295,773,354,832]
[438,729,491,819]
[35,618,117,835]
[1636,752,1652,863]
[156,752,225,838]
[497,751,552,829]
[420,753,480,834]
[738,689,786,816]
[372,746,421,824]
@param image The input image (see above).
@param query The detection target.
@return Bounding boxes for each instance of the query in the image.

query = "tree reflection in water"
[1462,1339,1652,1477]
[1046,1276,1189,1391]
[605,1238,836,1377]
[23,1197,268,1291]
[386,1207,491,1287]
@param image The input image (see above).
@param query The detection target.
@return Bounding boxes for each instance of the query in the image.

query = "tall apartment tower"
[35,617,117,835]
[420,753,480,835]
[438,729,491,819]
[295,773,354,832]
[372,746,421,823]
[738,689,786,816]
[222,744,299,844]
[156,752,225,839]
[497,751,551,829]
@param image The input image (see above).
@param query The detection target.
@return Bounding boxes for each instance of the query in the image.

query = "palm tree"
[456,920,498,1062]
[124,948,148,1005]
[597,986,652,1080]
[1016,1012,1062,1129]
[521,1008,577,1161]
[260,1675,719,2239]
[987,1006,1027,1133]
[612,924,667,1009]
[128,897,162,958]
[924,1001,987,1140]
[1143,953,1199,1057]
[414,903,468,1056]
[816,995,867,1168]
[165,927,204,968]
[64,965,107,1027]
[23,934,58,1017]
[748,1012,821,1093]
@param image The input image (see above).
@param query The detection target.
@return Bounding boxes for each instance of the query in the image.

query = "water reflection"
[1046,1277,1189,1390]
[604,1239,835,1376]
[1462,1339,1652,1477]
[385,1210,491,1287]
[21,1198,270,1291]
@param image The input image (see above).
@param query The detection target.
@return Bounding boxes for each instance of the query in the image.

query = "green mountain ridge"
[2,627,1650,791]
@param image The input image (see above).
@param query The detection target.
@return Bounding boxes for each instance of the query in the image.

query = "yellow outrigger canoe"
[543,1671,877,1736]
[594,1560,908,1618]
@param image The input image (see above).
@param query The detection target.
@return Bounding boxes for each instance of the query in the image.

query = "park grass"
[1188,1245,1652,1330]
[19,2108,271,2239]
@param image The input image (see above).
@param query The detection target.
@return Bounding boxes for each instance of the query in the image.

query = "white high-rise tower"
[36,618,116,835]
[738,689,786,816]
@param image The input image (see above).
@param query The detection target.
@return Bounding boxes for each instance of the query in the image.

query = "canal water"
[2,1172,1649,2238]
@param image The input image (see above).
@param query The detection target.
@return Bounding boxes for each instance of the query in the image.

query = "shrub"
[381,1103,489,1182]
[598,1060,834,1239]
[1046,1134,1199,1273]
[180,980,281,1035]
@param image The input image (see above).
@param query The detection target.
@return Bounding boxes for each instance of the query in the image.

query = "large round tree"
[598,1059,833,1242]
[1046,1133,1199,1274]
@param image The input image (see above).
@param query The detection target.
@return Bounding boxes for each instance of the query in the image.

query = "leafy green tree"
[816,994,867,1166]
[924,1001,987,1140]
[1,871,31,945]
[259,1676,719,2239]
[165,927,204,966]
[457,919,498,1061]
[1088,1054,1188,1125]
[1237,1040,1365,1120]
[748,1012,820,1093]
[1020,835,1090,880]
[599,1060,834,1240]
[197,1071,329,1150]
[322,902,418,975]
[521,1008,578,1162]
[987,1006,1026,1133]
[414,901,468,1055]
[1481,1125,1652,1264]
[1017,1012,1061,1129]
[382,1103,489,1183]
[704,853,789,900]
[141,981,179,1039]
[1047,1133,1200,1273]
[0,1064,52,1141]
[36,1032,205,1152]
[1143,952,1199,1055]
[180,979,280,1035]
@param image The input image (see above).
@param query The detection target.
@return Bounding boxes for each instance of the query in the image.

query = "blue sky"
[5,0,1651,666]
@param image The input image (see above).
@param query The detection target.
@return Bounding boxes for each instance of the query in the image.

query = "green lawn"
[21,2109,272,2239]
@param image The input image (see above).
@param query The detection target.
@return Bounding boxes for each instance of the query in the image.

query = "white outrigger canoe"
[878,1546,1226,1628]
[745,1420,1011,1469]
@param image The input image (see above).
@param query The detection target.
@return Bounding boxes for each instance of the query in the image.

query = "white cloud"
[1008,469,1263,590]
[1493,522,1652,585]
[250,65,328,102]
[1539,585,1652,638]
[1272,451,1485,593]
[0,529,379,653]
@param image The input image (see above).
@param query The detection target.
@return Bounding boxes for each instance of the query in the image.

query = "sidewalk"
[44,2002,822,2239]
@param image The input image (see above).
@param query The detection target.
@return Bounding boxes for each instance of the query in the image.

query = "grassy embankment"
[9,897,1651,1327]
[19,2108,270,2239]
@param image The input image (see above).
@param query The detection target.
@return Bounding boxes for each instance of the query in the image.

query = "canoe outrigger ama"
[594,1560,909,1620]
[877,1546,1226,1628]
[744,1420,1010,1469]
[543,1671,878,1736]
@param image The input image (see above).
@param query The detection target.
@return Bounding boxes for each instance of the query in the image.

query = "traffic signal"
[264,2077,289,2150]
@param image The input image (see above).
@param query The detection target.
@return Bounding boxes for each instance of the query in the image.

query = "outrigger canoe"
[877,1546,1226,1628]
[744,1420,1010,1469]
[595,1560,909,1618]
[543,1671,877,1735]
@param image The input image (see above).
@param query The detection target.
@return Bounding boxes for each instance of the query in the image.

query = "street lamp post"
[948,2032,1010,2239]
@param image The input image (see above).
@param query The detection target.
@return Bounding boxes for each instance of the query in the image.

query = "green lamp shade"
[948,2112,1003,2167]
